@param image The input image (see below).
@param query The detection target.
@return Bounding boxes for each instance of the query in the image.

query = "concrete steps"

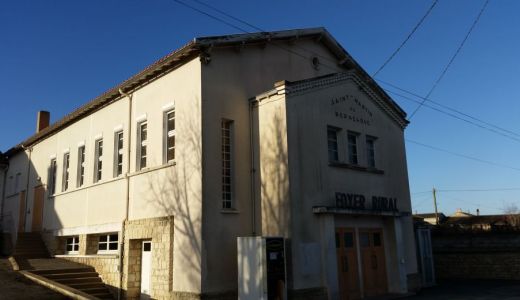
[31,268,114,299]
[12,232,50,260]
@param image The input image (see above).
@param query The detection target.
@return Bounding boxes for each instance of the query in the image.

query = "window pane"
[335,232,340,248]
[109,234,118,242]
[360,232,370,247]
[99,243,107,250]
[100,235,107,242]
[109,242,118,250]
[373,232,381,246]
[344,232,354,248]
[67,245,72,251]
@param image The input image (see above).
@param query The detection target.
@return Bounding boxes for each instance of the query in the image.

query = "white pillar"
[319,214,339,300]
[393,217,408,293]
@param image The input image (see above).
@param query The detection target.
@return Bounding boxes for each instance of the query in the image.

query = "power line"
[373,0,439,77]
[438,187,520,192]
[385,89,520,144]
[378,79,520,139]
[408,0,490,119]
[406,138,520,172]
[173,1,520,176]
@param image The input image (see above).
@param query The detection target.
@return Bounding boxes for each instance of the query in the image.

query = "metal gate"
[416,228,435,287]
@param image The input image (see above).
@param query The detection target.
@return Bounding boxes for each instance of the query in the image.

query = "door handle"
[342,256,348,272]
[371,254,378,269]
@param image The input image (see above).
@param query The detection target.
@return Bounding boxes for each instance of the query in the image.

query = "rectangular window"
[62,152,70,192]
[366,136,376,168]
[66,236,79,254]
[77,146,85,187]
[327,126,339,162]
[137,121,148,170]
[347,132,358,165]
[114,131,124,177]
[98,233,119,253]
[221,120,233,209]
[94,139,103,183]
[49,158,57,195]
[164,109,175,163]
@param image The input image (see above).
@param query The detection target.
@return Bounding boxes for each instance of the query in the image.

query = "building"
[0,28,418,299]
[414,213,446,226]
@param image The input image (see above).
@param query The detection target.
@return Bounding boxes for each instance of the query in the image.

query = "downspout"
[249,100,257,236]
[118,88,133,300]
[22,146,32,233]
[0,157,9,233]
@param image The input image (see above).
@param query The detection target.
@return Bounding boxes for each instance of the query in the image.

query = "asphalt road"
[407,279,520,300]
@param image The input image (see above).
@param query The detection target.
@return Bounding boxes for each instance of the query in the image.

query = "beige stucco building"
[0,28,418,299]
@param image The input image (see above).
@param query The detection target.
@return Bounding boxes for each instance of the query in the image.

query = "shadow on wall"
[0,150,65,256]
[146,97,202,290]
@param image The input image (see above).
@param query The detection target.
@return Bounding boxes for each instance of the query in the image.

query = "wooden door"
[336,228,361,300]
[18,191,26,232]
[31,186,45,232]
[359,229,388,297]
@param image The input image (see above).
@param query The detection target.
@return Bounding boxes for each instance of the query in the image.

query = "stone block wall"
[122,216,174,300]
[60,255,120,296]
[432,231,520,280]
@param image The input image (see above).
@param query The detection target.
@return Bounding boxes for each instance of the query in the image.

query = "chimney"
[36,111,50,133]
[476,209,480,216]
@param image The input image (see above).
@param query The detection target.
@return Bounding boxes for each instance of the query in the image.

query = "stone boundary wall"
[432,231,520,280]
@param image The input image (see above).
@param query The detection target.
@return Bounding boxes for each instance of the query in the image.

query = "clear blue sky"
[2,0,519,215]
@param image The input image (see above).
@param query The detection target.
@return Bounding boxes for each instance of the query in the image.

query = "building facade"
[0,28,418,299]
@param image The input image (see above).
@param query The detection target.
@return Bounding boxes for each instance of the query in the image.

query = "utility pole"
[433,187,439,225]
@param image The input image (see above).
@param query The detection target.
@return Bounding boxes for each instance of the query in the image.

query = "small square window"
[65,236,79,254]
[98,233,119,253]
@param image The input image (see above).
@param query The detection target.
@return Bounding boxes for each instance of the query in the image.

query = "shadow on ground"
[407,280,520,300]
[0,257,68,299]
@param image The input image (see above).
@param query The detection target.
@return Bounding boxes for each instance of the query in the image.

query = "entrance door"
[18,191,26,232]
[140,241,152,300]
[31,186,45,232]
[336,228,361,300]
[359,229,387,297]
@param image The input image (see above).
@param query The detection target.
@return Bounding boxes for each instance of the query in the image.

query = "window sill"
[221,209,240,214]
[55,254,119,259]
[328,161,384,174]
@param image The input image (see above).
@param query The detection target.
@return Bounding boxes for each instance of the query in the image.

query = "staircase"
[11,232,114,299]
[13,232,50,259]
[31,267,114,299]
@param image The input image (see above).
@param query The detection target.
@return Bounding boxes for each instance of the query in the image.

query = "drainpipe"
[118,88,133,300]
[0,154,9,233]
[22,146,32,233]
[249,100,257,236]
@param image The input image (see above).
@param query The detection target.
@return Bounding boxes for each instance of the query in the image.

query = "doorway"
[359,229,387,297]
[336,228,361,300]
[140,241,152,300]
[31,186,45,232]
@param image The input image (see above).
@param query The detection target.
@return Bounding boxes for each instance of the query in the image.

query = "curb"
[19,270,100,300]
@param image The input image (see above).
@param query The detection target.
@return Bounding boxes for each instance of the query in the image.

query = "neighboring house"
[443,214,520,231]
[0,28,418,300]
[414,213,446,226]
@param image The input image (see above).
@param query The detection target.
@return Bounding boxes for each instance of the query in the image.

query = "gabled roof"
[6,27,407,156]
[415,213,446,219]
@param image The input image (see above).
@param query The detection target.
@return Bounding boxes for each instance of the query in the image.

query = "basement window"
[98,233,119,253]
[66,236,79,254]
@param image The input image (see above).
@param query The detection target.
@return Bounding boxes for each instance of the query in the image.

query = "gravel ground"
[0,258,69,300]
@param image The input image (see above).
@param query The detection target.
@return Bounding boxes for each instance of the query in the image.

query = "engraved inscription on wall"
[330,94,373,126]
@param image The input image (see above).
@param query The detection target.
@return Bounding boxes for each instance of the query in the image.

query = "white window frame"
[347,131,359,165]
[137,121,148,171]
[366,136,377,168]
[77,146,85,187]
[49,158,57,195]
[94,139,103,183]
[114,131,124,177]
[97,233,119,254]
[221,119,234,210]
[163,109,175,164]
[65,236,79,254]
[62,152,70,192]
[327,126,340,162]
